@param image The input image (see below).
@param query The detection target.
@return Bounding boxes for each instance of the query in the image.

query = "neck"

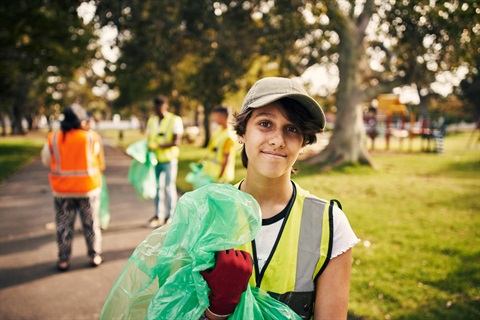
[241,174,292,219]
[219,121,228,129]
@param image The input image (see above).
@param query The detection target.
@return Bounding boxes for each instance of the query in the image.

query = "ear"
[237,134,244,144]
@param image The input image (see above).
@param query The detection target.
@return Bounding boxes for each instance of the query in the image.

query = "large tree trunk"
[305,6,374,170]
[11,103,26,135]
[0,113,7,136]
[306,104,373,170]
[10,75,29,135]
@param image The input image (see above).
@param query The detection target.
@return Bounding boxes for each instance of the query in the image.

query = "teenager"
[200,77,360,319]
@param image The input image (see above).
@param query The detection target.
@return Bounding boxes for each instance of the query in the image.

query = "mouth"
[261,150,286,158]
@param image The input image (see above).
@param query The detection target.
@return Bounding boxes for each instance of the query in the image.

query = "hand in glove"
[200,249,253,316]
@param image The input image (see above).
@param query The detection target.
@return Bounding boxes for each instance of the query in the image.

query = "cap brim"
[248,93,326,129]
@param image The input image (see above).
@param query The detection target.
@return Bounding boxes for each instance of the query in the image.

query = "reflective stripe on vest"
[237,182,333,294]
[147,113,180,162]
[48,130,102,194]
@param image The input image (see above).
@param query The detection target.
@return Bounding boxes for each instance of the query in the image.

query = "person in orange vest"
[41,104,106,271]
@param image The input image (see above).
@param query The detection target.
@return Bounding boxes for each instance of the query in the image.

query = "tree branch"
[356,0,375,44]
[361,77,408,102]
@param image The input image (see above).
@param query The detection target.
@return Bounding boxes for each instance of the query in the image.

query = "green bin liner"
[185,162,214,189]
[126,140,158,200]
[99,174,110,229]
[100,184,300,319]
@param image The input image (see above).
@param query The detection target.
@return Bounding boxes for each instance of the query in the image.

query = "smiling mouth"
[262,151,286,158]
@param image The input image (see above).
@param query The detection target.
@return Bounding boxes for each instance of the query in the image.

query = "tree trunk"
[305,12,374,170]
[10,75,29,135]
[11,103,25,135]
[202,102,213,148]
[0,113,7,136]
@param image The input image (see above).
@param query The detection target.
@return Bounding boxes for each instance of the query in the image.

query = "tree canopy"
[93,0,478,167]
[1,0,478,169]
[0,0,97,134]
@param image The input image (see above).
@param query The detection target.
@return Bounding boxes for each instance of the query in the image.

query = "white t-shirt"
[171,116,184,135]
[255,205,360,272]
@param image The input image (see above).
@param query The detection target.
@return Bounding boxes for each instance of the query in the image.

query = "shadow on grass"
[392,250,480,320]
[443,158,480,175]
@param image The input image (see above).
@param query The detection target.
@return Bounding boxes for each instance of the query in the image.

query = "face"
[155,102,169,116]
[211,111,227,126]
[211,112,221,125]
[240,101,304,180]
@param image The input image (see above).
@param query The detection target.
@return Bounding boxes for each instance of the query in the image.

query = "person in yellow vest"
[199,77,360,320]
[202,106,236,184]
[41,104,105,271]
[146,95,183,228]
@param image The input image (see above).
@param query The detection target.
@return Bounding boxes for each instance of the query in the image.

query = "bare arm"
[218,138,234,182]
[97,141,106,172]
[314,248,353,320]
[217,152,230,181]
[40,143,51,167]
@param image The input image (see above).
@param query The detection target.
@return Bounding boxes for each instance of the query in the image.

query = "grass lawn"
[0,131,46,182]
[1,129,479,319]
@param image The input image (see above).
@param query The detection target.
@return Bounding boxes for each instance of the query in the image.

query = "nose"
[268,130,285,148]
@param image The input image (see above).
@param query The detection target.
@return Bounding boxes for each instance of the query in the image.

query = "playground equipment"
[366,94,444,152]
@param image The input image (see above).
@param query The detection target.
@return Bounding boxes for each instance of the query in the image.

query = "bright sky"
[302,63,467,105]
[77,1,119,67]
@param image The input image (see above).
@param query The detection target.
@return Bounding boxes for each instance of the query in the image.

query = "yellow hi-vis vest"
[147,112,180,163]
[202,127,236,182]
[47,129,102,195]
[237,182,335,319]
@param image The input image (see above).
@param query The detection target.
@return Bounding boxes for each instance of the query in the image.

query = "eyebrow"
[253,111,276,119]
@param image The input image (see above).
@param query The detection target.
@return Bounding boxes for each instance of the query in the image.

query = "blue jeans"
[154,159,178,221]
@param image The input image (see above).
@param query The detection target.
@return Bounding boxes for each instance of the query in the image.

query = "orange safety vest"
[47,129,102,195]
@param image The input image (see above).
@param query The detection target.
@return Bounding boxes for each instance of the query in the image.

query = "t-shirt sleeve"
[222,137,235,154]
[331,205,360,259]
[40,142,51,168]
[173,117,184,135]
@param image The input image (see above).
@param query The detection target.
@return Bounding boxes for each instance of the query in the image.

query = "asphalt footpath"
[0,141,163,320]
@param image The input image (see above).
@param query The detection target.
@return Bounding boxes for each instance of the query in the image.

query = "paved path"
[0,142,161,319]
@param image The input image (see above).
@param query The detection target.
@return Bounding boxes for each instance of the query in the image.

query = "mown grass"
[0,132,46,182]
[2,129,479,319]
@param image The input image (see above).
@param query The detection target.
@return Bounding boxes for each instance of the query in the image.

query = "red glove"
[200,249,253,316]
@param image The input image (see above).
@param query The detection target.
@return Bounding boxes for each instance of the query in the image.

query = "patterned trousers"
[54,195,102,263]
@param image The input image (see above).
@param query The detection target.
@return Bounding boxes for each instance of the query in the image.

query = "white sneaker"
[91,255,103,267]
[148,217,163,228]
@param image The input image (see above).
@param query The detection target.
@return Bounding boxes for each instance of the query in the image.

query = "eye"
[286,126,299,133]
[259,121,270,128]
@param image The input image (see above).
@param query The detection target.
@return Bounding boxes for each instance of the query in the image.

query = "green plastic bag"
[99,174,110,230]
[126,139,158,165]
[185,162,214,189]
[126,140,158,200]
[100,184,301,320]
